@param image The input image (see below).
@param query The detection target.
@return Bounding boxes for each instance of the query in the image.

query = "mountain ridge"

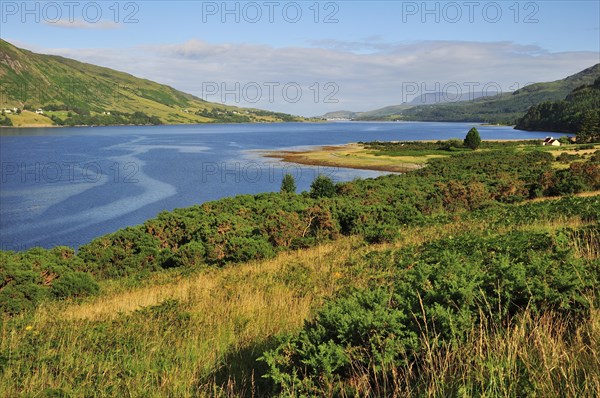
[0,39,304,126]
[321,64,600,124]
[515,76,600,141]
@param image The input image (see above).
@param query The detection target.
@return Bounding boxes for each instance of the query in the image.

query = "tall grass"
[335,307,600,397]
[0,214,597,397]
[0,238,363,397]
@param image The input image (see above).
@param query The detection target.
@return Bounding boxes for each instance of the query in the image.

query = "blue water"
[0,122,551,250]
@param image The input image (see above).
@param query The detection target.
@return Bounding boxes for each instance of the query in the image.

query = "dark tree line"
[516,77,600,142]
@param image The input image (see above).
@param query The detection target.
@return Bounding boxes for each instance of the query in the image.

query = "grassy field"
[261,143,444,173]
[4,110,56,127]
[1,193,598,396]
[262,140,599,173]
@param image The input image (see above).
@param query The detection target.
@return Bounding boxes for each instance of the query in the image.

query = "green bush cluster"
[261,226,600,395]
[0,247,98,314]
[1,147,597,314]
[50,111,162,126]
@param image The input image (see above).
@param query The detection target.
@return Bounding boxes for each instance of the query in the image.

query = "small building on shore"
[542,137,561,146]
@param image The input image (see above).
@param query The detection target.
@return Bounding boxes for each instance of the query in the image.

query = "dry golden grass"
[550,146,599,157]
[2,210,597,397]
[525,190,600,203]
[56,211,591,323]
[6,110,54,127]
[58,240,348,322]
[339,307,600,398]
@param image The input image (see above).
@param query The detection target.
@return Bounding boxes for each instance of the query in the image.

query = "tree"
[464,127,481,150]
[310,175,336,198]
[578,110,599,143]
[280,173,297,194]
[0,116,13,126]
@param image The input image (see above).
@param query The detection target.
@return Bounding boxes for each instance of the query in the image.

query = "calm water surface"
[0,122,551,250]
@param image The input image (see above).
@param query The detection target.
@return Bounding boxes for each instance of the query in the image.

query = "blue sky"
[2,1,599,115]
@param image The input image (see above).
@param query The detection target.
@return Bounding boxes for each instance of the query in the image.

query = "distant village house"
[542,137,561,146]
[36,109,44,114]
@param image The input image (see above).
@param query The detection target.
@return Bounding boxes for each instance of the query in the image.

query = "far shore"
[257,139,559,173]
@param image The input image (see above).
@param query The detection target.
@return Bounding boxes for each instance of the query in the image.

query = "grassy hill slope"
[1,194,598,396]
[346,64,600,124]
[0,39,304,126]
[515,77,600,141]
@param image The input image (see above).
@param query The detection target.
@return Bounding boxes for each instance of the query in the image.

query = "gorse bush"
[0,247,99,314]
[262,227,600,395]
[0,194,598,395]
[261,288,419,392]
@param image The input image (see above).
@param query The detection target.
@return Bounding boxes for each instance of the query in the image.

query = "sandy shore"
[258,143,430,173]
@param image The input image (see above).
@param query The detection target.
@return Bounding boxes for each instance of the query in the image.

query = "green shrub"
[464,127,481,149]
[224,236,275,263]
[262,228,599,394]
[78,226,163,278]
[363,224,400,244]
[174,241,206,268]
[261,289,418,395]
[50,272,99,299]
[439,138,463,151]
[280,173,297,194]
[0,247,99,314]
[310,175,336,198]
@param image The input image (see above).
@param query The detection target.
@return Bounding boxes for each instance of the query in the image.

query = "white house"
[542,137,561,146]
[36,109,44,114]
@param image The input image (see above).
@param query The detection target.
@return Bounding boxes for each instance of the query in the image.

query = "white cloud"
[15,39,600,116]
[43,19,121,30]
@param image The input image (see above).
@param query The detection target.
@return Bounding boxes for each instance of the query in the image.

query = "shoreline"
[259,143,426,173]
[0,120,317,129]
[258,139,548,173]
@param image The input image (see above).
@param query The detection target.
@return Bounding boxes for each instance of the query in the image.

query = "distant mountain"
[0,39,304,126]
[322,64,600,124]
[321,91,496,120]
[515,77,599,142]
[408,91,498,105]
[320,110,358,120]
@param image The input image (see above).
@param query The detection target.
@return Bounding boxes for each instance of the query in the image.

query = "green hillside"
[0,39,304,126]
[350,64,600,124]
[515,77,600,142]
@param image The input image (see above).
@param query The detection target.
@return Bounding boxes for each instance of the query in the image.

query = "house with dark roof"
[542,137,561,146]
